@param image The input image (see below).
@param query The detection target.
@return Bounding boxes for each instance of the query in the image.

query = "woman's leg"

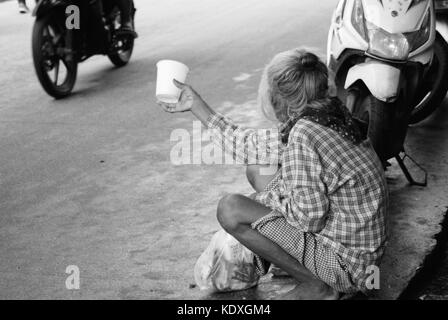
[113,0,132,26]
[217,194,338,300]
[246,165,278,193]
[247,165,290,276]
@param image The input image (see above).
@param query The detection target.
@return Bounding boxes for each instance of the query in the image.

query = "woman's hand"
[157,79,215,124]
[157,79,200,113]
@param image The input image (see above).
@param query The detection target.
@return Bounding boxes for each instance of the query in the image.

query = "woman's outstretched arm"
[158,80,283,166]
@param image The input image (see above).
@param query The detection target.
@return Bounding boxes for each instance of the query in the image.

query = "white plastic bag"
[194,229,259,292]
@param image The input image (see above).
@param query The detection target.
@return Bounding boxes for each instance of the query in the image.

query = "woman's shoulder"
[288,118,329,145]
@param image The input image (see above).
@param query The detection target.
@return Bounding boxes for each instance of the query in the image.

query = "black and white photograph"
[1,0,448,308]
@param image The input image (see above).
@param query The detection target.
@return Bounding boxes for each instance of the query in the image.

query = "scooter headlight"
[366,22,410,60]
[351,0,431,60]
[351,0,410,60]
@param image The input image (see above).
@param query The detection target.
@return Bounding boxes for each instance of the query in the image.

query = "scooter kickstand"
[395,152,428,187]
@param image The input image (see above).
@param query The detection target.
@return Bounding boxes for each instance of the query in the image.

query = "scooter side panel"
[328,0,369,62]
[436,18,448,43]
[409,47,434,64]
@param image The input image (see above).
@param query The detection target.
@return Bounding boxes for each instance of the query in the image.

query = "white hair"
[257,48,332,123]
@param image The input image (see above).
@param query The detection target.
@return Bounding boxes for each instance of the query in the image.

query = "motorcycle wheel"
[354,93,393,162]
[410,32,448,124]
[108,40,134,67]
[32,14,77,99]
[107,7,135,67]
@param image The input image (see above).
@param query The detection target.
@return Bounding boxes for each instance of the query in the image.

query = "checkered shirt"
[206,113,389,291]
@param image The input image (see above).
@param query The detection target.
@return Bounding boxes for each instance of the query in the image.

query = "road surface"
[0,0,447,299]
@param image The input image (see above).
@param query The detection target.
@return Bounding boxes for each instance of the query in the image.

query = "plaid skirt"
[251,210,358,294]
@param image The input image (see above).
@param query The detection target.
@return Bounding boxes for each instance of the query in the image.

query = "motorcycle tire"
[108,39,134,67]
[354,94,394,162]
[409,32,448,124]
[32,15,78,99]
[108,6,135,67]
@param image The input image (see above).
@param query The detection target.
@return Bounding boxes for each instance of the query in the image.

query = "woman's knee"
[217,194,245,233]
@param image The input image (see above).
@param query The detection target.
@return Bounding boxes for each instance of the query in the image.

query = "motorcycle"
[327,0,448,185]
[32,0,136,99]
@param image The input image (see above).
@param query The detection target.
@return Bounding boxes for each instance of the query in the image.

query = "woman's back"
[287,118,388,285]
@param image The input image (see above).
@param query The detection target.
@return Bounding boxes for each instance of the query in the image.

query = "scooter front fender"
[345,61,401,102]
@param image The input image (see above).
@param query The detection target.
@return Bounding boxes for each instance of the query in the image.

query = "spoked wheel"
[410,32,448,124]
[107,7,135,67]
[32,14,77,99]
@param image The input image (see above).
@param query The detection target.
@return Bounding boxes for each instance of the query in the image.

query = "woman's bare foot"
[276,281,339,300]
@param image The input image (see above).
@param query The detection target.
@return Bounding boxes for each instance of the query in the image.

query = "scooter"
[32,0,136,99]
[327,0,448,186]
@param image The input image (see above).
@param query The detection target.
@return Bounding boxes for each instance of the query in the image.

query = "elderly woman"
[158,49,388,300]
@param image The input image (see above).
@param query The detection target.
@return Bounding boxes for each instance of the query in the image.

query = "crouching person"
[158,48,388,300]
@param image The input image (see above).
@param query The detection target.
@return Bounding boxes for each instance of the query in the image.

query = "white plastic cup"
[156,60,190,103]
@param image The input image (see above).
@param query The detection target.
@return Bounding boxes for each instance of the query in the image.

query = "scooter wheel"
[354,93,394,162]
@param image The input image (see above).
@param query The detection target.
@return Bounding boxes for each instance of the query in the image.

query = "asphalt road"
[0,0,447,300]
